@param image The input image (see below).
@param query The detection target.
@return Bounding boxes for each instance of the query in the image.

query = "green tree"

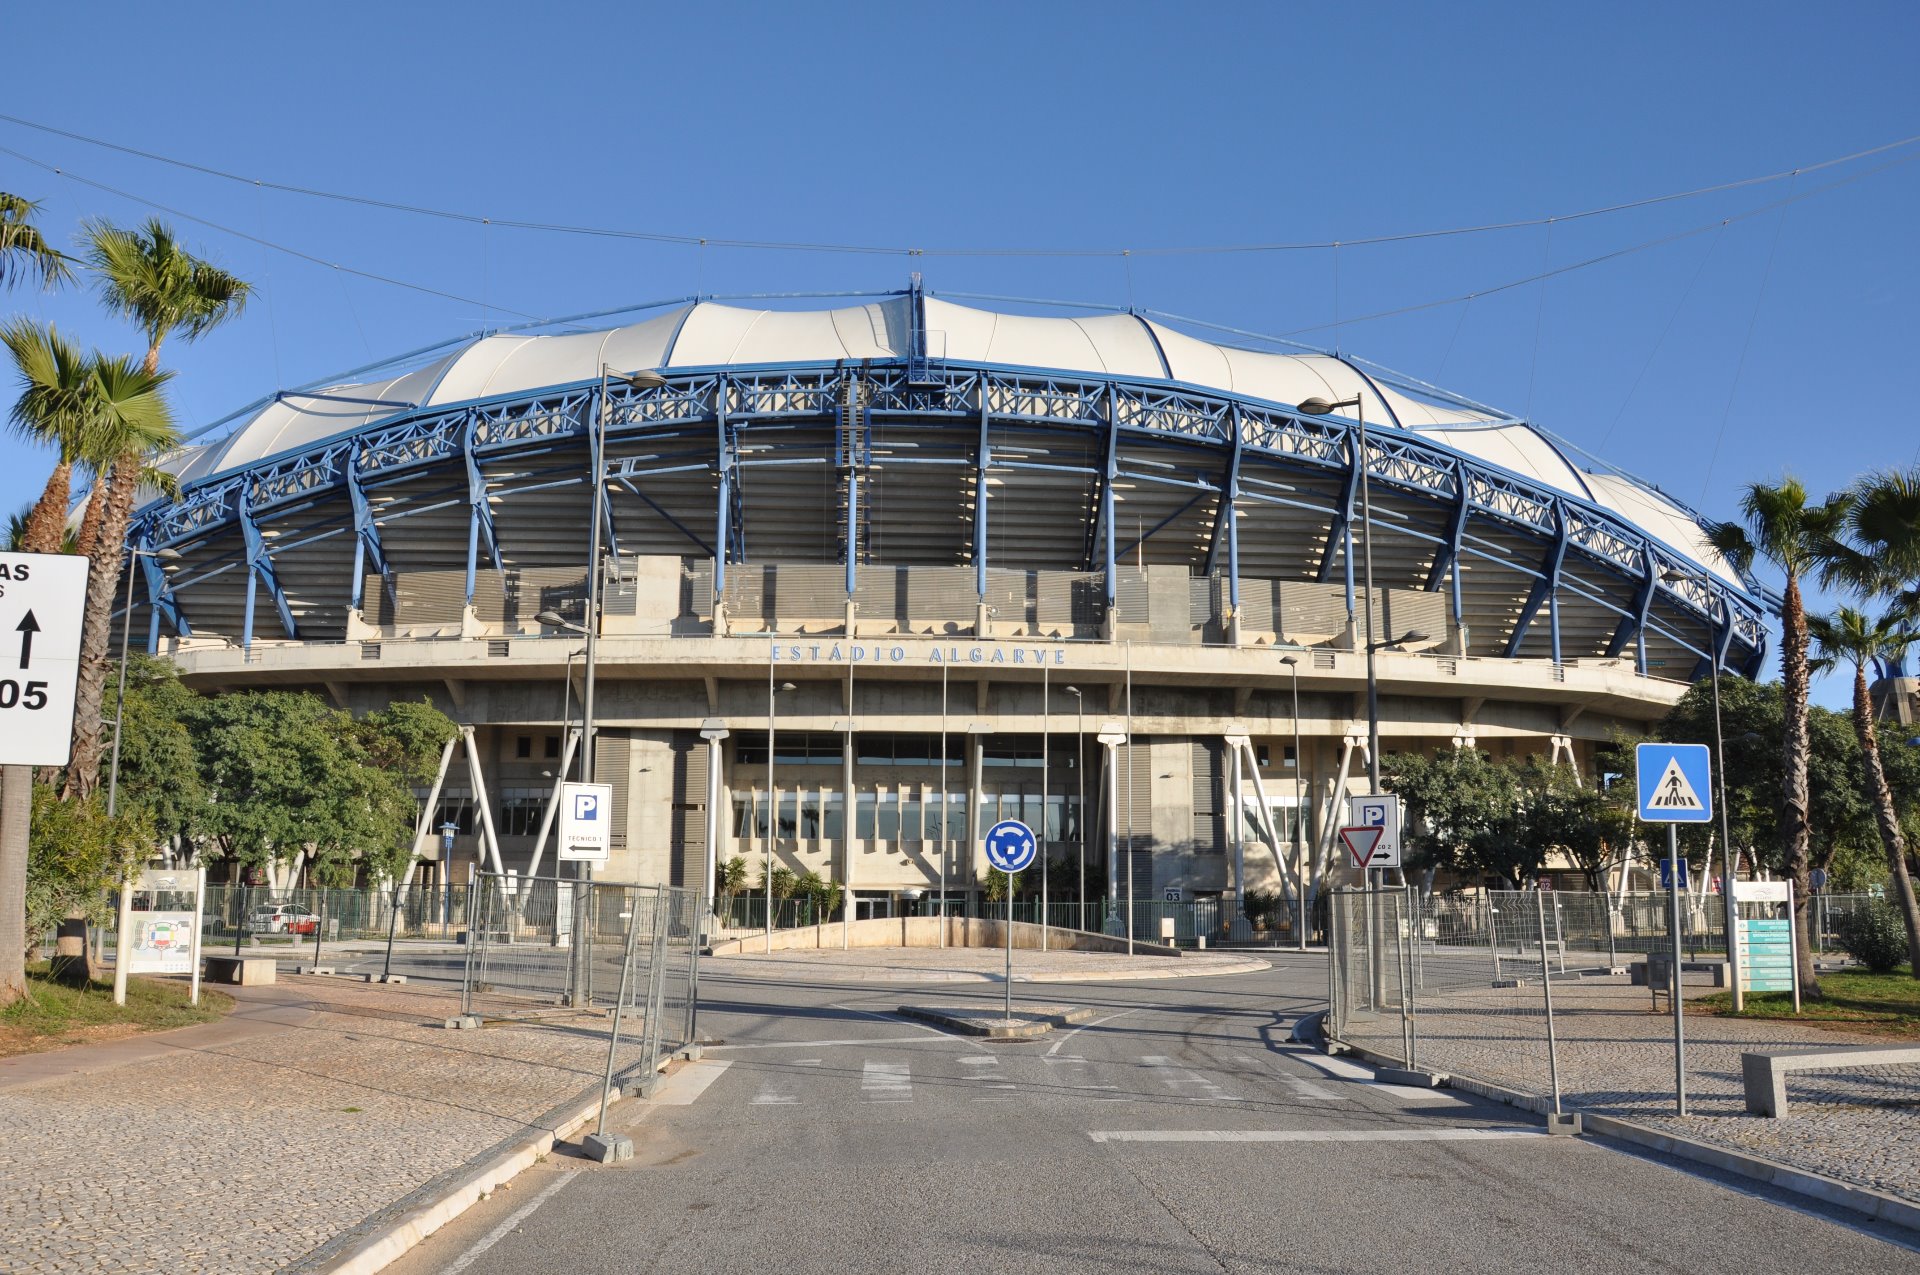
[1708,478,1853,994]
[1808,607,1920,977]
[67,219,248,800]
[109,653,206,852]
[1512,757,1634,890]
[0,193,71,291]
[28,784,151,983]
[1383,747,1520,883]
[716,856,750,921]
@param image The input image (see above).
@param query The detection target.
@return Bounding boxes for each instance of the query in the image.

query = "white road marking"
[1141,1055,1239,1102]
[706,1035,933,1051]
[1047,1007,1146,1057]
[750,1083,799,1106]
[1279,1075,1342,1101]
[862,1060,912,1102]
[1088,1129,1546,1144]
[957,1056,999,1067]
[440,1169,580,1273]
[646,1059,733,1106]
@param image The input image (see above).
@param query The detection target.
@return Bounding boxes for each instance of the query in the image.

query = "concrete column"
[700,720,729,935]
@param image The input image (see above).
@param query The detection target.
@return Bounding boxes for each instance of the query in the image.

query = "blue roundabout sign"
[984,819,1038,873]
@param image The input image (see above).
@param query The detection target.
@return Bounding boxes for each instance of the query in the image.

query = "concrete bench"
[1631,954,1729,989]
[202,955,277,986]
[1741,1045,1920,1117]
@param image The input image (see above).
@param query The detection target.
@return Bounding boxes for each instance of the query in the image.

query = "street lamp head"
[776,681,797,693]
[534,609,577,630]
[1296,395,1360,417]
[1065,685,1082,698]
[610,367,670,390]
[1398,630,1431,646]
[1279,655,1298,667]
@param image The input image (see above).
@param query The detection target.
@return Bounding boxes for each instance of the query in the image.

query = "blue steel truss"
[130,357,1772,673]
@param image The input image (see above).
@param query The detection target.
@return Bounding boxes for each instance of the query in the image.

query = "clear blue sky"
[3,2,1916,708]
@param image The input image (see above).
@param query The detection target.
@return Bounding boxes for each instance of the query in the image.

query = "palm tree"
[1707,477,1852,995]
[0,193,71,292]
[63,219,248,799]
[56,355,178,800]
[1807,608,1920,976]
[2,320,99,554]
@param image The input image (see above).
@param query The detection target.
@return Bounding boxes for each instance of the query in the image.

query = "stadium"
[123,282,1774,925]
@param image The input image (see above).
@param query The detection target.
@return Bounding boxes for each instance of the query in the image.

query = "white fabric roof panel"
[1581,471,1743,587]
[156,294,1744,592]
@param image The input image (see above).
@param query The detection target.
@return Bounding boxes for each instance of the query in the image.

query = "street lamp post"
[106,546,180,820]
[1066,686,1084,930]
[1662,566,1740,1002]
[1279,654,1306,951]
[765,677,794,952]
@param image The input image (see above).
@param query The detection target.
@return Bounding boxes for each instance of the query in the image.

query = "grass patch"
[1696,966,1920,1038]
[0,962,233,1058]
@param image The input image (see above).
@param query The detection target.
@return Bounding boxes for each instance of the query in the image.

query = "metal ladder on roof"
[837,376,872,570]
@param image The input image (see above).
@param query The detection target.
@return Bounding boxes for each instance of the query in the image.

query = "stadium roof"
[159,293,1744,588]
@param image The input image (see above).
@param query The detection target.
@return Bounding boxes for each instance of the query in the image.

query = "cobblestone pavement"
[0,976,652,1274]
[1339,972,1920,1203]
[702,945,1272,983]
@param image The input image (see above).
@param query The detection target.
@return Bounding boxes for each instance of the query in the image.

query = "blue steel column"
[462,413,500,609]
[238,488,297,646]
[1504,503,1567,660]
[1100,385,1120,611]
[1427,464,1471,643]
[713,375,732,596]
[1206,405,1245,628]
[1610,553,1659,675]
[135,527,189,641]
[346,442,390,613]
[973,376,990,601]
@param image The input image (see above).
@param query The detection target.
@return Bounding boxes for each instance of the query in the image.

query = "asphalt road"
[387,955,1920,1275]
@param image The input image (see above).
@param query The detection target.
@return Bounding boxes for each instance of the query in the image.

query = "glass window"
[822,791,845,840]
[900,791,922,843]
[777,792,799,839]
[800,789,821,839]
[877,791,900,840]
[432,788,475,836]
[855,791,877,838]
[731,794,752,840]
[497,787,547,837]
[545,736,561,759]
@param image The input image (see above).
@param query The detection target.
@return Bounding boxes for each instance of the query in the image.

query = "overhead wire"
[0,143,542,320]
[1,110,1915,258]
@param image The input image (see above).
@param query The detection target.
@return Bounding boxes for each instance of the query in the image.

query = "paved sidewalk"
[1339,973,1920,1205]
[702,946,1272,984]
[0,975,651,1274]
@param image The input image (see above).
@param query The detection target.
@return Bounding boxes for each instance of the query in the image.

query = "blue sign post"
[983,819,1037,1021]
[1635,742,1713,1118]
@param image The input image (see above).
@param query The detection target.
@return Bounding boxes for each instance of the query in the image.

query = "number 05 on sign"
[0,552,89,768]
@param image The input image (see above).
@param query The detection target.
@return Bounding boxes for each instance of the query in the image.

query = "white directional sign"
[0,552,90,767]
[984,819,1038,873]
[1346,793,1402,868]
[557,781,614,862]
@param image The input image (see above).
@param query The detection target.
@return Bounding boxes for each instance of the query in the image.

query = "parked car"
[247,904,318,934]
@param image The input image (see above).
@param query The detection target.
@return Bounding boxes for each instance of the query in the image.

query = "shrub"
[1834,900,1909,974]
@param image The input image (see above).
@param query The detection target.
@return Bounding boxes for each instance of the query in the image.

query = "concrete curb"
[1326,1034,1920,1237]
[301,1052,670,1275]
[898,1004,1096,1038]
[701,956,1271,985]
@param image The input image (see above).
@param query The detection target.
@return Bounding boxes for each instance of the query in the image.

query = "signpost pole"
[112,876,133,1007]
[1668,823,1687,1117]
[1005,870,1014,1023]
[190,865,205,1006]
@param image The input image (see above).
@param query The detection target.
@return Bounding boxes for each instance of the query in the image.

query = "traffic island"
[898,1003,1095,1039]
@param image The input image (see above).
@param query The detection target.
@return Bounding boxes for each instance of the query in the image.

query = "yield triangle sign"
[1340,825,1385,869]
[1649,757,1704,812]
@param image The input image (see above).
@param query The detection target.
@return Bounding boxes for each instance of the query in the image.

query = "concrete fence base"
[708,915,1180,958]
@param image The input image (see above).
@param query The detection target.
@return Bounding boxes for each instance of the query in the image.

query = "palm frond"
[81,217,251,358]
[0,192,74,291]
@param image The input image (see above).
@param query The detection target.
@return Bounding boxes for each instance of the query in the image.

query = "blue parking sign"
[1636,743,1712,823]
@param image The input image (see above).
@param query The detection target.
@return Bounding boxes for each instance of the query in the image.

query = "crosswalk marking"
[1089,1129,1544,1144]
[958,1056,998,1067]
[1141,1055,1239,1102]
[862,1060,912,1102]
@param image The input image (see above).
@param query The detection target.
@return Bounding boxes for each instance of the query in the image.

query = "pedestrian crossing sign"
[1635,742,1712,823]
